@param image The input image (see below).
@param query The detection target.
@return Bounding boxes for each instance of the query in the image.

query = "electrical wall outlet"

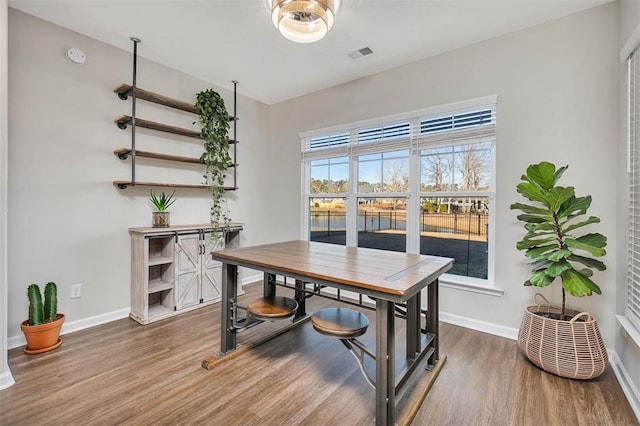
[70,283,82,299]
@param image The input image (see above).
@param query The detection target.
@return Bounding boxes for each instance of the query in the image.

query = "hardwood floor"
[1,283,637,425]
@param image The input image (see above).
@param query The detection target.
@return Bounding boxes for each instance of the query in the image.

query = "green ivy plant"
[510,162,607,319]
[195,89,232,244]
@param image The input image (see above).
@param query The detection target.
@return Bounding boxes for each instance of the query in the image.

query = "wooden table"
[208,240,453,425]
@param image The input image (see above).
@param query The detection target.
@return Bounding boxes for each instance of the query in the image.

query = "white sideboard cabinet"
[129,223,242,325]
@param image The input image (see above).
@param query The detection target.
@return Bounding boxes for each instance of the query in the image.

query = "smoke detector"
[66,48,86,64]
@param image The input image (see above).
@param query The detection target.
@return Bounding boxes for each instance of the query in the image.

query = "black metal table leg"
[426,278,440,363]
[264,272,276,297]
[221,263,238,354]
[376,298,395,425]
[406,292,421,360]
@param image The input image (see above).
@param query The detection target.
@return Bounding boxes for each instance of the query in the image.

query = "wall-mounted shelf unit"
[113,37,238,191]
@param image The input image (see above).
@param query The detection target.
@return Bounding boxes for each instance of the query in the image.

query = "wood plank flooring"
[1,283,637,425]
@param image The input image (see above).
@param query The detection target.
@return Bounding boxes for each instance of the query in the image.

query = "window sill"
[616,315,640,348]
[439,273,504,297]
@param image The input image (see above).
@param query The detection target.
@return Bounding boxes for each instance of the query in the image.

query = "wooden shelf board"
[114,115,201,139]
[113,148,204,164]
[148,280,174,294]
[114,149,238,168]
[147,304,174,320]
[113,180,237,191]
[114,115,238,143]
[148,256,174,266]
[113,84,237,121]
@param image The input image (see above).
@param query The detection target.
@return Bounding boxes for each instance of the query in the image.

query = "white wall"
[270,3,619,342]
[6,9,272,344]
[1,0,14,389]
[616,0,640,416]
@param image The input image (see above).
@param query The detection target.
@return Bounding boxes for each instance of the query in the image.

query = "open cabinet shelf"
[129,224,243,325]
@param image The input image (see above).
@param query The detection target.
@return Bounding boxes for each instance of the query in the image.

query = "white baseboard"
[7,308,130,350]
[439,311,519,340]
[609,350,640,422]
[6,273,264,351]
[0,367,15,390]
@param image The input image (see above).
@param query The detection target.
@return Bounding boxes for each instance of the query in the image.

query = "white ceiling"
[10,0,610,105]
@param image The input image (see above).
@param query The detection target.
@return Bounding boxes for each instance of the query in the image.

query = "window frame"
[300,96,501,294]
[622,50,640,344]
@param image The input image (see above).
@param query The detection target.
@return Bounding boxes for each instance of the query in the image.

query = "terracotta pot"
[152,211,170,228]
[20,313,65,354]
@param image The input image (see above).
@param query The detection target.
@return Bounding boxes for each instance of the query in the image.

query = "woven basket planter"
[517,294,608,380]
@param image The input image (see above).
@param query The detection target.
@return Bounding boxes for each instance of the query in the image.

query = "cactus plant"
[43,282,57,322]
[27,282,58,325]
[27,284,44,326]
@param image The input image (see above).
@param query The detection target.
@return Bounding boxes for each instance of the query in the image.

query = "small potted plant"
[20,282,65,354]
[149,189,176,227]
[510,161,608,379]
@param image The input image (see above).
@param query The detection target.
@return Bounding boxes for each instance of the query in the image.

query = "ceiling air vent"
[347,46,374,59]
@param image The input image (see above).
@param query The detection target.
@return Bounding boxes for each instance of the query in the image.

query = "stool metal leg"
[341,339,376,389]
[294,279,306,319]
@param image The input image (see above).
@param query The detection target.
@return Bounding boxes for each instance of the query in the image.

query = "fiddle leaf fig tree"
[195,89,232,244]
[510,162,607,319]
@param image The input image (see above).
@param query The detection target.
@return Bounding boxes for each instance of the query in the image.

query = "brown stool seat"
[247,296,298,321]
[312,308,369,339]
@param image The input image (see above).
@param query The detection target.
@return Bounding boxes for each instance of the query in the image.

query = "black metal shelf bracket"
[130,36,141,187]
[117,88,133,101]
[117,150,132,160]
[116,117,132,130]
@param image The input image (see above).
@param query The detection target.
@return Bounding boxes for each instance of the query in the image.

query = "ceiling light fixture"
[271,0,340,44]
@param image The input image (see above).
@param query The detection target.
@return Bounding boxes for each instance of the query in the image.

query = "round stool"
[247,296,298,321]
[311,307,369,339]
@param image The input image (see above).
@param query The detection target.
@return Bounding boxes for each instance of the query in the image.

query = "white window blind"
[301,101,496,161]
[628,50,640,330]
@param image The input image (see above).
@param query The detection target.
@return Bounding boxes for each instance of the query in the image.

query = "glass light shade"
[271,0,339,43]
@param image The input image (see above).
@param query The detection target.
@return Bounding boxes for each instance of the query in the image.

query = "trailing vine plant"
[195,89,232,245]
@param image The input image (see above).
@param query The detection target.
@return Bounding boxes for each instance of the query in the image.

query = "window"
[301,96,496,283]
[310,157,349,194]
[358,150,410,193]
[627,51,640,332]
[419,141,493,279]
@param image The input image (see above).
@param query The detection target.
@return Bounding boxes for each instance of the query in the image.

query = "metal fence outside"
[309,209,489,239]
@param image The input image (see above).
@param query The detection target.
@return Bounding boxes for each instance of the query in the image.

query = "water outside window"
[309,198,347,245]
[357,197,407,252]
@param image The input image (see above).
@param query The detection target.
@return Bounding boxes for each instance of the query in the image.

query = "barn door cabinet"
[129,223,242,325]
